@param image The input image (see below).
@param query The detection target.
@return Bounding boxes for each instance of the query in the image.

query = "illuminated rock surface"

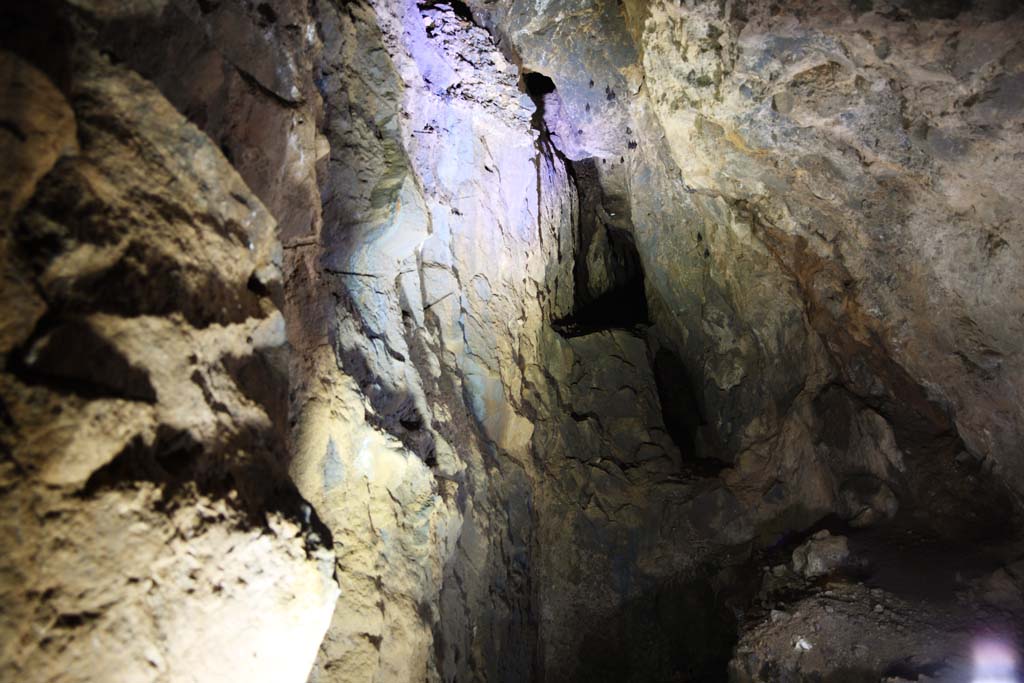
[2,1,1023,682]
[0,34,337,683]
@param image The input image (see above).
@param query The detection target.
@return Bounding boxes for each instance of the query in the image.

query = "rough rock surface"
[4,0,1024,682]
[475,0,1024,533]
[0,26,337,683]
[467,1,1024,675]
[791,530,850,578]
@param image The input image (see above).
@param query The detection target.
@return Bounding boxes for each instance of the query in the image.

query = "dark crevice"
[0,119,27,142]
[522,70,556,131]
[53,611,101,629]
[233,65,303,107]
[549,283,648,337]
[80,428,205,500]
[255,2,277,26]
[523,71,556,98]
[418,0,475,24]
[551,158,649,337]
[223,347,290,438]
[650,347,728,475]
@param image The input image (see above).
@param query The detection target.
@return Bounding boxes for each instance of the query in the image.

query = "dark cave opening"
[418,0,475,23]
[650,346,728,474]
[522,70,557,133]
[550,260,649,336]
[441,0,475,23]
[523,71,556,99]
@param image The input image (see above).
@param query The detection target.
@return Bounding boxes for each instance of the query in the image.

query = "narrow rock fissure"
[551,157,649,337]
[518,64,742,683]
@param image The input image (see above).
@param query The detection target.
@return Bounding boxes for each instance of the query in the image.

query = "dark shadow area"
[419,0,475,23]
[522,70,557,132]
[223,347,290,440]
[523,71,556,99]
[882,658,947,680]
[810,381,1019,543]
[552,158,649,336]
[651,347,727,474]
[79,423,335,552]
[890,0,973,20]
[8,315,157,403]
[819,667,883,682]
[568,574,738,683]
[523,71,556,103]
[0,0,73,93]
[848,522,1019,602]
[551,265,648,336]
[749,509,1023,612]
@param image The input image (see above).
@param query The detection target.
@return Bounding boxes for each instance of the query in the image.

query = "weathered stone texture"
[0,34,336,683]
[4,1,1024,682]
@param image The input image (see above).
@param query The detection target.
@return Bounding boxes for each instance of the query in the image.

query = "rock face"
[476,0,1024,535]
[465,0,1024,677]
[0,25,336,683]
[634,0,1024,531]
[3,0,1024,682]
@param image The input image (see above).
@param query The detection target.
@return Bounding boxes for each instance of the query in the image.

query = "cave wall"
[0,8,338,680]
[293,1,574,678]
[3,1,759,680]
[465,0,1024,677]
[3,0,1024,682]
[473,0,1024,532]
[636,0,1024,532]
[3,0,582,680]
